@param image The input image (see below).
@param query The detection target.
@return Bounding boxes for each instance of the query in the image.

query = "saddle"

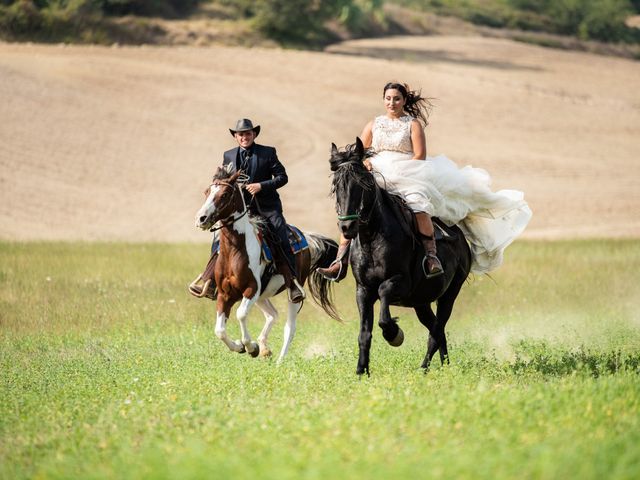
[210,224,309,263]
[259,224,309,263]
[384,191,457,244]
[431,217,458,242]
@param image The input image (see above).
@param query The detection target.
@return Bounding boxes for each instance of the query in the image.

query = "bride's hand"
[363,159,372,171]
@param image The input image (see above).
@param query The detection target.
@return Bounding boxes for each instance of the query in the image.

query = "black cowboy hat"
[229,118,260,137]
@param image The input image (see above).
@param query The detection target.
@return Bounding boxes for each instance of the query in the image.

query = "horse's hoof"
[259,346,272,358]
[234,340,246,354]
[247,342,260,358]
[388,328,404,347]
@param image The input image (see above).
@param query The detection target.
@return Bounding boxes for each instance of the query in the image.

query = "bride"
[318,81,532,280]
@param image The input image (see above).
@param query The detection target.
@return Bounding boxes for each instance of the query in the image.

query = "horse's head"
[330,138,376,239]
[195,167,244,230]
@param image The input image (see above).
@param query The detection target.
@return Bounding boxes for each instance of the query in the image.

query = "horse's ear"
[331,143,338,155]
[355,137,364,156]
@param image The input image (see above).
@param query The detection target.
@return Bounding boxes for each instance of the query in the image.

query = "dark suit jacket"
[222,143,288,214]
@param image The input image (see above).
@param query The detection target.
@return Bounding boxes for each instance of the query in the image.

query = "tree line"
[1,0,638,46]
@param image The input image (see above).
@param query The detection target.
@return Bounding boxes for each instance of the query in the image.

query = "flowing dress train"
[369,115,532,274]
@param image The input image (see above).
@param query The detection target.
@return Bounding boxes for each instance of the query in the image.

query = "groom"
[190,118,305,303]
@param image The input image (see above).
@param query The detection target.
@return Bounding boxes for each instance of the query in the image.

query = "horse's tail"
[304,232,342,321]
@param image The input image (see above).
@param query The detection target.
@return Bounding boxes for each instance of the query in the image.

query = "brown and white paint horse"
[194,167,338,363]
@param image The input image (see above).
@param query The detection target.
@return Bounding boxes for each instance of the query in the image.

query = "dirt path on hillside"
[1,36,639,242]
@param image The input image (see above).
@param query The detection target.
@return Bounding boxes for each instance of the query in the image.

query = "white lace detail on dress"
[371,115,413,154]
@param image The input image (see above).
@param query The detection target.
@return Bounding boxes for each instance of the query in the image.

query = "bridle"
[334,160,376,226]
[208,173,251,232]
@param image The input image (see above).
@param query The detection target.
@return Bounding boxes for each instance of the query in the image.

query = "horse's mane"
[329,141,375,170]
[330,142,415,237]
[329,142,376,196]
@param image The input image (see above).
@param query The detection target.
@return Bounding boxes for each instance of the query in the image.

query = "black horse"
[321,138,472,375]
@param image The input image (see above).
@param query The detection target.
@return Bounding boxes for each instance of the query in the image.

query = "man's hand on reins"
[245,183,262,195]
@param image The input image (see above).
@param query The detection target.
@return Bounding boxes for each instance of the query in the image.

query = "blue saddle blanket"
[211,224,308,262]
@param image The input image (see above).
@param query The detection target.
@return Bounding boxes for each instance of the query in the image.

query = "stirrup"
[422,254,444,279]
[318,259,345,282]
[288,278,306,303]
[188,274,215,299]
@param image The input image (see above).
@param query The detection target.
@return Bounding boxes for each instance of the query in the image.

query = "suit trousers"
[260,209,297,275]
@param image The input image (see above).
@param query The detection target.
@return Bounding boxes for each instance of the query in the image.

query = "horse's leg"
[378,276,405,347]
[436,262,469,364]
[356,286,376,376]
[276,301,298,364]
[215,303,245,353]
[414,304,439,370]
[236,295,260,358]
[256,298,278,358]
[434,273,466,365]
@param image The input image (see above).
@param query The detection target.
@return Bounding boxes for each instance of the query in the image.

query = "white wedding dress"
[369,115,532,274]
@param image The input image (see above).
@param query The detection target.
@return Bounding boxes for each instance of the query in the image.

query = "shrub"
[101,0,201,18]
[546,0,636,41]
[507,0,552,14]
[578,0,635,41]
[0,0,44,35]
[250,0,343,46]
[0,0,108,41]
[339,0,386,36]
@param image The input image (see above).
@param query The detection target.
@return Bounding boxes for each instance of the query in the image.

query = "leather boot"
[288,278,306,304]
[279,261,305,303]
[188,253,218,300]
[317,238,351,282]
[415,212,443,278]
[420,235,444,278]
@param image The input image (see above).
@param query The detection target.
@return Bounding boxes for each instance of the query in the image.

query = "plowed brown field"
[1,36,639,242]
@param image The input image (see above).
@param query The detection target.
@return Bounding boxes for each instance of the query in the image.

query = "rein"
[334,160,377,225]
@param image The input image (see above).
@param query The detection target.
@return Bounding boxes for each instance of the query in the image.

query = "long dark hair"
[383,82,433,127]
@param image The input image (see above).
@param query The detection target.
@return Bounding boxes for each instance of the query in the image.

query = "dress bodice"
[371,115,414,155]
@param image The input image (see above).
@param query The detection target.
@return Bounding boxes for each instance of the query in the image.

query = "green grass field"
[1,240,639,479]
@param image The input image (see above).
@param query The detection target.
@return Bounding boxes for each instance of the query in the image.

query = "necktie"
[241,149,251,172]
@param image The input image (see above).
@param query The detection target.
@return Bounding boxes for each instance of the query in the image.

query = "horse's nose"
[199,215,207,224]
[339,220,357,239]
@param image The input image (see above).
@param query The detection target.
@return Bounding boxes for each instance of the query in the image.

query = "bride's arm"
[410,119,426,160]
[360,120,373,148]
[360,120,374,170]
